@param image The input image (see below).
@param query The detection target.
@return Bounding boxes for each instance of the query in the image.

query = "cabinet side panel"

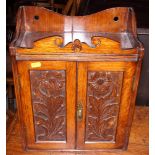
[85,71,123,142]
[30,70,66,142]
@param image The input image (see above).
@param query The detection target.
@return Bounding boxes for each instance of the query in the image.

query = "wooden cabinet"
[10,6,144,151]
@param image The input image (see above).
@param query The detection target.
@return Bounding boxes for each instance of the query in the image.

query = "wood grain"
[17,61,76,150]
[76,62,137,149]
[85,71,123,142]
[15,37,138,54]
[30,70,66,141]
[9,5,144,152]
[6,106,149,155]
[10,6,139,50]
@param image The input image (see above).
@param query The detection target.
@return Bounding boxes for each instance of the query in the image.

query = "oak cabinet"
[10,6,144,151]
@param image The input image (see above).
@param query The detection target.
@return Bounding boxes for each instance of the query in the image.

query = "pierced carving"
[92,37,101,47]
[85,71,123,142]
[30,70,66,141]
[72,39,82,52]
[54,37,63,47]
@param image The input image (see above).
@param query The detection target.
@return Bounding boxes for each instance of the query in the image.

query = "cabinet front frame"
[16,60,137,150]
[17,61,76,150]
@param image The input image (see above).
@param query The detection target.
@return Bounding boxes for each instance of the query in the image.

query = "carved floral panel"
[30,70,66,141]
[85,71,123,142]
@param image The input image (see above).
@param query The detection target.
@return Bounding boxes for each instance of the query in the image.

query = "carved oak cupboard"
[10,6,144,151]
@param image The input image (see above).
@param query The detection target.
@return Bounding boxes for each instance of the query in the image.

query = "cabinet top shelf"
[10,6,144,56]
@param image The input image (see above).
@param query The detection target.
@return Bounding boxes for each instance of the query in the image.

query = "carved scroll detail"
[30,70,66,141]
[92,37,102,47]
[72,39,82,52]
[85,71,123,142]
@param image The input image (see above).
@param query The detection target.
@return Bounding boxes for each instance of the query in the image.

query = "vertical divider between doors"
[76,62,88,149]
[66,61,77,149]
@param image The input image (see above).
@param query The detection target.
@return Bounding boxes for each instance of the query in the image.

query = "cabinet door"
[77,62,136,149]
[17,61,76,150]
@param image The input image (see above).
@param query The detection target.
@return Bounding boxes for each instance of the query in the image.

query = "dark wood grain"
[30,70,66,141]
[17,61,76,150]
[85,71,123,142]
[6,106,149,154]
[76,62,137,150]
[10,6,139,50]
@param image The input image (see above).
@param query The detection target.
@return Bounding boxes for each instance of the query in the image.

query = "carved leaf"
[86,71,123,142]
[30,70,66,141]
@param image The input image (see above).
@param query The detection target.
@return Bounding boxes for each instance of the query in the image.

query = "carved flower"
[86,71,121,141]
[88,72,117,99]
[31,70,65,98]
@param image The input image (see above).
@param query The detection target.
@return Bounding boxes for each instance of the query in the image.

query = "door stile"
[76,62,88,149]
[65,62,76,149]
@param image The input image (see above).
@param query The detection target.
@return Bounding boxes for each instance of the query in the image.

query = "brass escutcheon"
[77,102,83,121]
